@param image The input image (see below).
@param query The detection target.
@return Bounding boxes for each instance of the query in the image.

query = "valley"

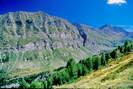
[2,41,131,89]
[0,12,132,77]
[0,11,132,88]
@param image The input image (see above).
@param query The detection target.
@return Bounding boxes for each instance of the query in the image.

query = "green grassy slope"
[56,53,133,89]
[0,47,87,79]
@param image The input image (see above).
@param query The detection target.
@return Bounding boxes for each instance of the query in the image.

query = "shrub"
[30,81,43,88]
[19,79,30,88]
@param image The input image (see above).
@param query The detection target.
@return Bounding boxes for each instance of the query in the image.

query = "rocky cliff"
[0,11,132,77]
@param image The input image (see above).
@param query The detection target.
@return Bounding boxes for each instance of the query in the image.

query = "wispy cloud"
[107,0,127,5]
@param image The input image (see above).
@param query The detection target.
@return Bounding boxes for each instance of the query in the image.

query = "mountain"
[118,25,133,32]
[0,11,132,78]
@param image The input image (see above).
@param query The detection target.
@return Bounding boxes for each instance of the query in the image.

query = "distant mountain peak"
[99,24,112,29]
[118,25,133,32]
[99,24,128,33]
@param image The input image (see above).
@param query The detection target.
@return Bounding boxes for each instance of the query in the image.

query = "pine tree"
[92,56,101,70]
[19,79,30,88]
[82,65,89,75]
[110,50,118,59]
[66,59,76,67]
[46,76,53,88]
[77,63,83,76]
[85,58,93,71]
[105,53,111,64]
[69,64,79,79]
[101,54,106,66]
[43,80,48,88]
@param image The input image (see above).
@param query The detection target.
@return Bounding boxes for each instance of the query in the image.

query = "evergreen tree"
[105,53,111,64]
[118,46,124,53]
[110,50,118,59]
[92,56,101,70]
[46,76,53,88]
[69,63,79,79]
[85,58,93,71]
[30,82,43,88]
[101,54,106,66]
[66,59,76,67]
[19,79,30,88]
[19,41,133,88]
[77,63,84,76]
[43,80,48,89]
[124,41,129,47]
[82,65,89,75]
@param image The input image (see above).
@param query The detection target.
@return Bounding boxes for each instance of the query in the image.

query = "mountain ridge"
[0,11,132,78]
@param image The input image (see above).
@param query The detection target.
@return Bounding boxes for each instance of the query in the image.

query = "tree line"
[19,41,133,88]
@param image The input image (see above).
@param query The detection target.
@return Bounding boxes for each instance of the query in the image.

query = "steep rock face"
[0,11,83,51]
[0,12,87,75]
[74,24,133,54]
[0,11,132,76]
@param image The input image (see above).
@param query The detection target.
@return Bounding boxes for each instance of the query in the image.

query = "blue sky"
[0,0,133,27]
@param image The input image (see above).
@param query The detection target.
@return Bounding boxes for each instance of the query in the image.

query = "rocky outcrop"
[0,11,132,75]
[0,11,84,51]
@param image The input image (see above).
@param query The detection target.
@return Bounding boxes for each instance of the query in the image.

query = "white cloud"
[107,0,127,5]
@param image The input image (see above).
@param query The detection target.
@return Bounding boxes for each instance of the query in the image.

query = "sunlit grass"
[56,53,133,89]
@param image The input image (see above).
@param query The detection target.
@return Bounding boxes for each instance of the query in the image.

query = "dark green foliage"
[123,41,133,53]
[52,71,69,85]
[0,52,10,63]
[42,59,90,88]
[86,58,93,71]
[76,63,84,76]
[18,41,133,88]
[80,58,93,71]
[92,56,101,70]
[81,65,89,75]
[0,69,7,79]
[30,82,43,88]
[110,50,118,59]
[66,58,76,67]
[101,54,106,66]
[46,76,53,88]
[19,79,30,88]
[105,53,111,64]
[41,77,54,89]
[124,41,129,47]
[68,63,79,78]
[42,80,48,88]
[118,46,124,53]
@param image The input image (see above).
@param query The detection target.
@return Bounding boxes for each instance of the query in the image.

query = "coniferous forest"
[17,41,133,88]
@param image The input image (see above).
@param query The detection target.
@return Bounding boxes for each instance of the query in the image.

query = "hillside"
[0,40,132,88]
[56,53,133,89]
[0,11,133,79]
